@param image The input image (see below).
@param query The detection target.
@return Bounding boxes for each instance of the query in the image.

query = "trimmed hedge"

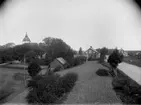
[26,72,78,104]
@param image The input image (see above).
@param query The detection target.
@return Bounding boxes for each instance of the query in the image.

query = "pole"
[24,55,26,86]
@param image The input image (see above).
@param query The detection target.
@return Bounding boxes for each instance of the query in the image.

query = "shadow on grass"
[96,69,110,76]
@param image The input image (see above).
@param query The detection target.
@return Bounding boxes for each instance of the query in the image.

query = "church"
[22,32,31,43]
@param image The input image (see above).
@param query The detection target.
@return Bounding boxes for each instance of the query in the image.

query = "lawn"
[123,56,141,67]
[0,68,28,103]
[101,62,141,104]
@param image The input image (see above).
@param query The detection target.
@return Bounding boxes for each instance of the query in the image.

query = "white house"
[85,46,100,60]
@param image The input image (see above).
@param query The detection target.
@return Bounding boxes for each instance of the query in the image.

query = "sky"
[0,0,141,51]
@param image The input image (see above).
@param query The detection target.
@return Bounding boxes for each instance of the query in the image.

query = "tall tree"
[42,37,74,64]
[108,48,124,77]
[99,47,108,62]
[78,47,83,55]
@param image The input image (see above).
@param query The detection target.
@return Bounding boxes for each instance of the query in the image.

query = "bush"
[60,72,78,93]
[108,49,123,69]
[27,61,41,78]
[26,72,78,104]
[99,47,108,62]
[73,56,86,66]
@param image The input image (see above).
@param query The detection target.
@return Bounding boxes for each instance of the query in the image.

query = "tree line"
[0,37,76,65]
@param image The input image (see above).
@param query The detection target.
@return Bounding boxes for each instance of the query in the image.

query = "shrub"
[60,72,78,93]
[99,47,108,62]
[27,61,41,78]
[108,49,123,69]
[73,56,86,66]
[26,72,78,104]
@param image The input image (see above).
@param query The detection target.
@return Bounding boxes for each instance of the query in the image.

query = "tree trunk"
[109,66,117,77]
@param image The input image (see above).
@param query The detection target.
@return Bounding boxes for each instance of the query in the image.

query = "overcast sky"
[0,0,141,50]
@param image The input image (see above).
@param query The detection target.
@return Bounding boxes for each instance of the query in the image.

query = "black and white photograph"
[0,0,141,104]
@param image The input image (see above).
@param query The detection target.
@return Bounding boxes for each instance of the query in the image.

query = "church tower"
[22,32,31,43]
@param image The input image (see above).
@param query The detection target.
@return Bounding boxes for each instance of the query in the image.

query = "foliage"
[112,71,141,104]
[27,61,42,78]
[25,50,37,63]
[99,47,108,62]
[73,56,86,66]
[26,72,78,104]
[60,72,78,93]
[108,48,124,69]
[42,37,75,64]
[78,47,83,55]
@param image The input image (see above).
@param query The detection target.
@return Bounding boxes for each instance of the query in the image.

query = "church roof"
[22,33,31,42]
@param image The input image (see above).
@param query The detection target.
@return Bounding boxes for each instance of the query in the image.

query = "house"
[50,57,68,72]
[119,48,128,57]
[85,46,100,60]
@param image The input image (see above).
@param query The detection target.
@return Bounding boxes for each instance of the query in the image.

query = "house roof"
[56,57,67,65]
[85,46,98,53]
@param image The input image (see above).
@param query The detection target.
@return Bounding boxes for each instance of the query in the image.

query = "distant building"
[85,46,100,60]
[119,48,128,57]
[22,32,31,43]
[50,57,68,72]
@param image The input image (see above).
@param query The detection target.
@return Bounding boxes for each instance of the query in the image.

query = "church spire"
[22,32,31,43]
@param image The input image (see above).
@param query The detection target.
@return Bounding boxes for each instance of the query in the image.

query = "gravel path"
[4,61,122,104]
[58,61,122,104]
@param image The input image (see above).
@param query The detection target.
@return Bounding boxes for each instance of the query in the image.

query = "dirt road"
[58,61,122,104]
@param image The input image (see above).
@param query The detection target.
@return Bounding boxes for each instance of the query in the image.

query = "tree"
[27,61,41,78]
[99,47,108,62]
[25,51,37,63]
[78,47,83,55]
[42,37,74,64]
[107,48,124,77]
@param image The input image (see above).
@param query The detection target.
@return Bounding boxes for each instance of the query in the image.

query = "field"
[123,56,141,67]
[0,67,28,103]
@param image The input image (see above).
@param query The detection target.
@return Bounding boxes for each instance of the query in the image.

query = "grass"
[123,56,141,67]
[101,62,141,104]
[0,81,15,103]
[0,72,27,103]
